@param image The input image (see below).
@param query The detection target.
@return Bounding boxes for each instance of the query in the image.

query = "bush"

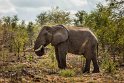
[48,44,55,62]
[26,54,33,61]
[59,69,75,77]
[101,50,117,73]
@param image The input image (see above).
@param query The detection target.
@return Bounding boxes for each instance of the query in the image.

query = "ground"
[0,52,124,83]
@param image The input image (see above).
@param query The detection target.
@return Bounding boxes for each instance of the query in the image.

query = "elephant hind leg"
[83,58,91,73]
[92,52,100,73]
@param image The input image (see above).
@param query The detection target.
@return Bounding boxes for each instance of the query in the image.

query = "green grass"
[26,54,34,61]
[59,69,75,77]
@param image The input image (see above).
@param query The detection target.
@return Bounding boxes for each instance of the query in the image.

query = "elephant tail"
[97,43,99,57]
[97,43,100,64]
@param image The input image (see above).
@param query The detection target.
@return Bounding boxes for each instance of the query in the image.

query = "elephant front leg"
[59,52,67,69]
[55,48,61,68]
[55,46,67,69]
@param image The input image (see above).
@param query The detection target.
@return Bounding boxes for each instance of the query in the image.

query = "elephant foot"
[92,69,100,73]
[58,65,66,69]
[82,69,90,73]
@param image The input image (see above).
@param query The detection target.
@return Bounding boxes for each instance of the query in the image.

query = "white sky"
[0,0,105,22]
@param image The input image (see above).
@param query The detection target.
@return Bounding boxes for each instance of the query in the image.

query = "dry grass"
[0,52,124,83]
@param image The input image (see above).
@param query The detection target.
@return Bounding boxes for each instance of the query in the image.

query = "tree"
[74,10,87,26]
[27,22,35,47]
[11,15,18,29]
[36,12,48,26]
[36,7,71,25]
[12,26,28,59]
[48,7,71,25]
[1,16,29,59]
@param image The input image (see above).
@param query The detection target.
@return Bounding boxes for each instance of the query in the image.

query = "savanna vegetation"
[0,0,124,82]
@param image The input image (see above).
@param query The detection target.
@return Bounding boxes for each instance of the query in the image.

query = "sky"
[0,0,105,22]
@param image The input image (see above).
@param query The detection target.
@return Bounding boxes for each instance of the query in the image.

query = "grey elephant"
[34,25,99,73]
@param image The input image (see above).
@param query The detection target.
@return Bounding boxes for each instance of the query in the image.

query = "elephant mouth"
[34,46,45,56]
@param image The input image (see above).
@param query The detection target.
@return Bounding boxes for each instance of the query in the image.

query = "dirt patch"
[0,53,124,83]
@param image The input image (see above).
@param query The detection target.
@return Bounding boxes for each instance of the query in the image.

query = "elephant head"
[34,25,68,56]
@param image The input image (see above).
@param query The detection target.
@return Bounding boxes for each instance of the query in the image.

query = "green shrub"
[59,69,75,77]
[48,44,55,62]
[101,50,117,73]
[26,54,33,61]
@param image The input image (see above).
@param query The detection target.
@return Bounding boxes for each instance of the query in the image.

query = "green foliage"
[48,44,55,62]
[74,10,87,26]
[13,28,28,52]
[27,22,35,46]
[26,54,34,61]
[36,7,71,26]
[59,69,75,77]
[0,63,25,72]
[101,50,117,73]
[36,12,48,26]
[47,44,58,69]
[0,16,36,60]
[48,7,71,25]
[1,16,28,54]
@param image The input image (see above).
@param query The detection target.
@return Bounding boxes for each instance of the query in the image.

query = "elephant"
[34,25,99,73]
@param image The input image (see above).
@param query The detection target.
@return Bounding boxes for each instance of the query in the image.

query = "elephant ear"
[51,25,68,46]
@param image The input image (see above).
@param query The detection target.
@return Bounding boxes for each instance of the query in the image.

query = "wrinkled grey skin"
[34,25,99,73]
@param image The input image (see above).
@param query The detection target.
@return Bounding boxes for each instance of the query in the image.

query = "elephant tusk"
[34,45,43,52]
